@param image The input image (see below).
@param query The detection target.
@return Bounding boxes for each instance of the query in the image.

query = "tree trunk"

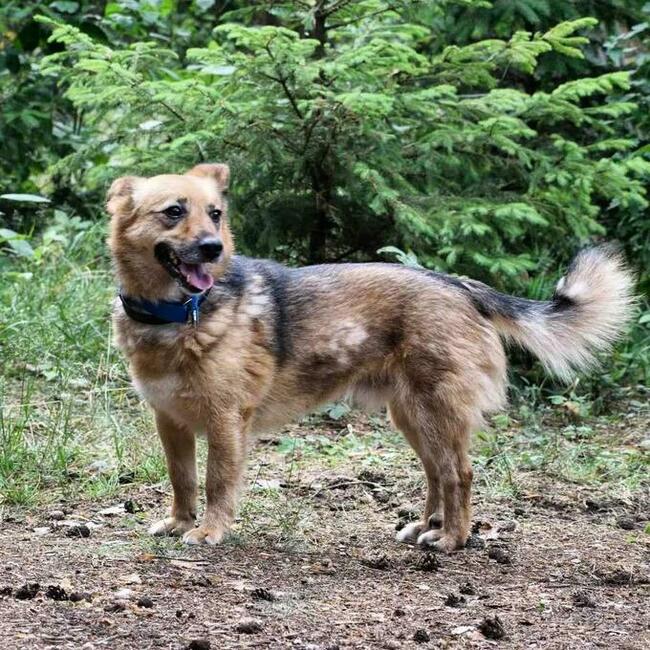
[307,2,331,262]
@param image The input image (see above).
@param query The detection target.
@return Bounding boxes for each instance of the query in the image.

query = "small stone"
[444,593,465,607]
[572,591,596,608]
[104,602,126,613]
[124,499,139,514]
[113,588,134,600]
[479,616,505,640]
[15,583,40,600]
[65,523,90,538]
[45,585,68,601]
[616,516,635,531]
[413,629,430,643]
[49,510,65,521]
[459,582,476,596]
[250,587,275,602]
[488,547,512,564]
[187,641,210,650]
[498,520,517,532]
[585,498,607,512]
[87,459,112,473]
[235,619,263,634]
[118,471,136,484]
[137,595,154,608]
[69,591,92,603]
[465,533,485,550]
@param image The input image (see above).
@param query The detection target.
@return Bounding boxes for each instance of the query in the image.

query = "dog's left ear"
[186,163,230,191]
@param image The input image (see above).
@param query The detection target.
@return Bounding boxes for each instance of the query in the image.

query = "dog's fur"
[107,163,635,552]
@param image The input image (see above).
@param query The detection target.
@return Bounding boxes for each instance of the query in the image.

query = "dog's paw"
[417,530,463,553]
[148,516,195,537]
[396,521,424,543]
[182,524,224,546]
[416,528,443,546]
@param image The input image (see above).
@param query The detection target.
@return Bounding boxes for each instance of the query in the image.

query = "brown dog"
[107,163,635,552]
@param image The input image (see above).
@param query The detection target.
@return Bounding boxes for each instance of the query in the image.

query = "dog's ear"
[106,176,140,216]
[186,163,230,191]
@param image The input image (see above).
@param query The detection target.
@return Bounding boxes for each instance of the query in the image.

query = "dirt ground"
[1,412,648,650]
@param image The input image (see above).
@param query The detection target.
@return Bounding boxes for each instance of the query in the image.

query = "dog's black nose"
[198,237,223,262]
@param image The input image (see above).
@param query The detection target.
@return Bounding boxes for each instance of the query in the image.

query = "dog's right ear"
[186,163,230,191]
[106,176,140,216]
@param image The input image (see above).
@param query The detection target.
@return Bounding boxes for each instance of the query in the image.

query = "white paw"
[396,521,424,543]
[148,516,195,537]
[182,524,224,546]
[418,530,463,553]
[416,529,444,546]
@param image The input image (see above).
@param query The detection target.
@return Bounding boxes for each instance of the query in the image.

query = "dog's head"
[107,163,233,299]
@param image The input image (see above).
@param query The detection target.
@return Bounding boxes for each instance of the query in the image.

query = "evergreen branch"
[258,70,305,121]
[261,42,305,120]
[327,3,403,30]
[322,0,355,18]
[157,99,186,123]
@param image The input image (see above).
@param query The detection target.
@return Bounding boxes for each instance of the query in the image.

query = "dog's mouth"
[154,243,215,293]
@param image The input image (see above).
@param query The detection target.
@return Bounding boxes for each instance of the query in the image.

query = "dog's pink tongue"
[180,263,214,291]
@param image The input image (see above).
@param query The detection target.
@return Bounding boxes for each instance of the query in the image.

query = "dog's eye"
[163,205,184,219]
[210,208,222,221]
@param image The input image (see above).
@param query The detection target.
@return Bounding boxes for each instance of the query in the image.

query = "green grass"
[0,226,648,510]
[474,404,649,500]
[0,223,167,505]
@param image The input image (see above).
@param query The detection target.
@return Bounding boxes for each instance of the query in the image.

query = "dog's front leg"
[183,414,245,546]
[149,411,198,537]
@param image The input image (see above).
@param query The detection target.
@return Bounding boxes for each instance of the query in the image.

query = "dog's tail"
[461,246,636,381]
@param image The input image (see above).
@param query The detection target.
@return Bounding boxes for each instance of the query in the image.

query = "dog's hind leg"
[149,411,198,537]
[390,401,443,543]
[391,396,473,552]
[416,423,473,552]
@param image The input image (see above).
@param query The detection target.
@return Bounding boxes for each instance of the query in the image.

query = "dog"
[107,163,635,552]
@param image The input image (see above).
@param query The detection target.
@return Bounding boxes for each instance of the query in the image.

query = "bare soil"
[1,412,648,649]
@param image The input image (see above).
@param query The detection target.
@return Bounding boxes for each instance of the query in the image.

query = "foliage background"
[1,0,649,393]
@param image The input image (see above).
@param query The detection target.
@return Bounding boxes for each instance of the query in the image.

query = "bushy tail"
[463,246,637,381]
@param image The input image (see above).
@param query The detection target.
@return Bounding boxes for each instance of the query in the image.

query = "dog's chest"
[132,373,182,412]
[131,371,207,432]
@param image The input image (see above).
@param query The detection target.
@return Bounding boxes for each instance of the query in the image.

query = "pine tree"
[36,2,648,293]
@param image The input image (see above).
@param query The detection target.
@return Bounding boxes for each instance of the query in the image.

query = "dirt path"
[1,414,648,649]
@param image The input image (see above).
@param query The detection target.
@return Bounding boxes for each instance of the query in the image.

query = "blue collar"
[119,289,211,326]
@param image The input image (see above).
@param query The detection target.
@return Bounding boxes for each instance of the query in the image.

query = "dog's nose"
[198,237,223,262]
